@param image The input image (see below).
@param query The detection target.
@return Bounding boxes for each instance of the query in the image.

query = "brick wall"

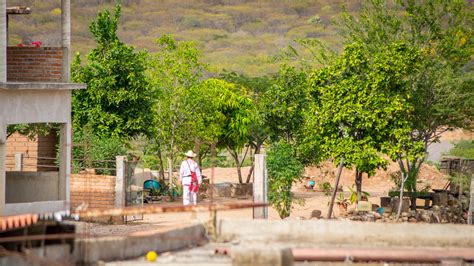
[7,47,64,82]
[6,131,58,172]
[70,174,116,210]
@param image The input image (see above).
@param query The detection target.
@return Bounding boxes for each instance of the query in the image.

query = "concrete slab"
[74,223,207,264]
[218,219,474,248]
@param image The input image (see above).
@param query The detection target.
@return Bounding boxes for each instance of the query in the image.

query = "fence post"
[468,176,474,225]
[14,152,23,171]
[115,156,126,209]
[253,154,268,219]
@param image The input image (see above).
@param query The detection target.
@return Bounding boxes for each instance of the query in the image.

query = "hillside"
[6,0,361,76]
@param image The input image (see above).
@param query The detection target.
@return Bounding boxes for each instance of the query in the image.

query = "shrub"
[267,141,304,219]
[72,131,127,175]
[447,140,474,159]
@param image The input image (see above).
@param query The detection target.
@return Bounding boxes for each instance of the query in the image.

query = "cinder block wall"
[6,131,58,171]
[70,174,116,210]
[6,47,64,82]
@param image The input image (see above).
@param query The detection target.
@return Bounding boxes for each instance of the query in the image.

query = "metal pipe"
[292,248,474,263]
[76,202,268,218]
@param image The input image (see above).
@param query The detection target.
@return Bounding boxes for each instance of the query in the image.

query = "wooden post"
[327,158,344,219]
[253,154,268,219]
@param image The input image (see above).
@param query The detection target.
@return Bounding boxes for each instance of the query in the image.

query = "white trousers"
[183,185,197,205]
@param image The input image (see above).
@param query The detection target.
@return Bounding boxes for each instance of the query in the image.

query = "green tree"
[219,71,271,183]
[338,0,474,193]
[147,35,206,179]
[262,66,308,143]
[71,4,152,140]
[189,78,255,183]
[303,42,421,200]
[267,141,304,219]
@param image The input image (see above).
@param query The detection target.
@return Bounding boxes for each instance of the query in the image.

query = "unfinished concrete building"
[0,1,85,216]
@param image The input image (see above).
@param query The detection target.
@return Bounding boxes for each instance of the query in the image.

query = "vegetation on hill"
[7,0,361,75]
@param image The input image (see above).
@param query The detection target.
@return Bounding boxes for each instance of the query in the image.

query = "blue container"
[308,180,316,187]
[144,180,161,190]
[376,207,384,215]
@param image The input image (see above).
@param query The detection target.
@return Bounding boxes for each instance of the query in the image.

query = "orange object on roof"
[0,214,39,232]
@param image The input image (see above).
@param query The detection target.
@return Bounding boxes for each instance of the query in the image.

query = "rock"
[347,208,356,215]
[409,210,417,217]
[366,214,375,222]
[432,205,441,212]
[296,216,306,220]
[421,213,432,223]
[402,217,408,222]
[401,212,408,218]
[310,210,322,219]
[408,218,417,223]
[374,213,382,220]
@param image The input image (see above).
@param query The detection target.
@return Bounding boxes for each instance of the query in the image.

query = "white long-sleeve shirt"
[179,159,202,185]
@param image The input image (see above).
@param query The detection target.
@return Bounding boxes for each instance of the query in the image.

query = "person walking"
[179,150,202,205]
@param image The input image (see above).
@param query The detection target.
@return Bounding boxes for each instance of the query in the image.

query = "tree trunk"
[228,148,243,183]
[157,148,165,181]
[244,146,253,183]
[355,170,363,202]
[246,143,262,183]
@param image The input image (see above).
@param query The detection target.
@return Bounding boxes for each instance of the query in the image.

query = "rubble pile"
[341,191,470,224]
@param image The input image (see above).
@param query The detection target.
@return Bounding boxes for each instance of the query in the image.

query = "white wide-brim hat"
[184,150,196,158]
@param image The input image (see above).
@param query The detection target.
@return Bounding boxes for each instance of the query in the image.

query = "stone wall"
[7,47,64,82]
[70,173,116,210]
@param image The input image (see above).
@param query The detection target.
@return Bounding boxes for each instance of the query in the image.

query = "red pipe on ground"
[293,248,474,263]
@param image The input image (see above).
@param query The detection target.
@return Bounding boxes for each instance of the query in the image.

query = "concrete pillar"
[58,123,71,209]
[468,176,474,225]
[231,247,293,266]
[253,154,268,219]
[14,152,23,171]
[0,124,6,215]
[0,0,7,82]
[61,0,71,82]
[115,156,126,208]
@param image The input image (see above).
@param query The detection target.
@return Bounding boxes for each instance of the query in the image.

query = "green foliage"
[338,0,474,192]
[447,141,474,159]
[147,34,206,166]
[72,131,127,175]
[303,42,420,176]
[448,173,471,194]
[262,66,308,143]
[7,123,60,140]
[335,192,350,209]
[318,181,332,196]
[267,141,304,219]
[347,185,369,204]
[8,0,350,75]
[71,4,153,140]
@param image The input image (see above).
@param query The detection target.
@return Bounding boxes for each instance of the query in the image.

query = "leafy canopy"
[267,141,304,219]
[303,41,421,175]
[71,4,153,140]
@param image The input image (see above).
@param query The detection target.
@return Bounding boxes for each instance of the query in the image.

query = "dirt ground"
[76,162,449,235]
